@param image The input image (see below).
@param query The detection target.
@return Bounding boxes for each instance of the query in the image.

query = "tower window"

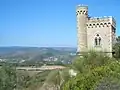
[95,37,97,46]
[98,37,101,45]
[94,34,101,47]
[97,34,99,36]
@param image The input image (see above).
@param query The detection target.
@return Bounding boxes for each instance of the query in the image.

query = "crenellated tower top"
[87,16,116,28]
[76,4,88,16]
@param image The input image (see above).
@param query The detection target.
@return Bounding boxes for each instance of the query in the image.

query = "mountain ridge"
[0,47,76,62]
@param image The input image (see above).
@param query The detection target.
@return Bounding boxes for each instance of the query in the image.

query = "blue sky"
[0,0,120,47]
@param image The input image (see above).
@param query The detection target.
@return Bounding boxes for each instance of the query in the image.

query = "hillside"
[0,47,76,64]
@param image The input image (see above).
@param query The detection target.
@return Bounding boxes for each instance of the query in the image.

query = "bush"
[72,51,110,73]
[0,64,17,90]
[63,51,120,90]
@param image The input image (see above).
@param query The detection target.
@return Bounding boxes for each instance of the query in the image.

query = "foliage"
[3,49,120,90]
[113,36,120,59]
[24,70,50,90]
[0,63,35,90]
[40,68,70,90]
[16,71,31,90]
[0,64,17,90]
[63,51,120,90]
[113,43,120,59]
[0,63,69,90]
[72,51,110,73]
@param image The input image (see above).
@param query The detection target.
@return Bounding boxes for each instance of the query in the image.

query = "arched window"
[98,37,101,45]
[97,34,99,36]
[95,37,97,46]
[94,34,101,47]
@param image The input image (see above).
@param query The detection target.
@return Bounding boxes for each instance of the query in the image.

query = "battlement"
[88,16,112,22]
[77,4,88,7]
[76,4,88,10]
[87,16,116,28]
[76,5,88,16]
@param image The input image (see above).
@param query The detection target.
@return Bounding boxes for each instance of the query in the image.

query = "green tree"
[0,64,17,90]
[63,52,120,90]
[113,36,120,59]
[113,43,120,59]
[72,51,110,73]
[0,63,30,90]
[116,36,120,43]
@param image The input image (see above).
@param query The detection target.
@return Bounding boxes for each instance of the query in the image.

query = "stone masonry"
[76,5,116,57]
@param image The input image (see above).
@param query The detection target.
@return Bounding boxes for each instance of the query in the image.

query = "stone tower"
[76,5,116,57]
[76,5,88,55]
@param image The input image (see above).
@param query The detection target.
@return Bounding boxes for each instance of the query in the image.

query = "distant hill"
[0,47,76,61]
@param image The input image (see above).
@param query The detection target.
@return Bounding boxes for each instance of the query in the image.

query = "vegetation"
[1,41,120,90]
[63,51,120,90]
[0,63,33,90]
[113,36,120,59]
[40,69,70,90]
[0,64,17,90]
[0,63,69,90]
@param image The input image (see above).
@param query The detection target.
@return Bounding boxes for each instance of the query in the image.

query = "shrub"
[63,51,120,90]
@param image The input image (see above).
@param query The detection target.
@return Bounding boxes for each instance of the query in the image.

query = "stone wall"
[76,5,116,57]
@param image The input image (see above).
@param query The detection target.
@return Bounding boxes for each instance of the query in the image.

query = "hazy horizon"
[1,0,120,47]
[0,46,77,48]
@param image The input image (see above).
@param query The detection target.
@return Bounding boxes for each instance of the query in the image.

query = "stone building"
[76,5,116,57]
